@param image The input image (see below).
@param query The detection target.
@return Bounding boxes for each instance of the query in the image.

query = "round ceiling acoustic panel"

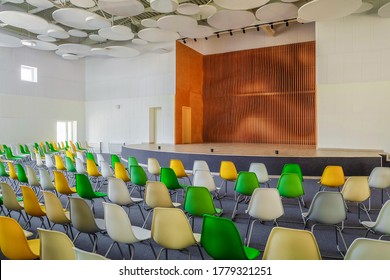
[90,48,110,56]
[0,11,48,31]
[207,10,256,30]
[0,33,23,48]
[138,28,180,42]
[4,0,23,3]
[281,0,299,2]
[255,2,298,22]
[199,4,217,18]
[181,25,214,39]
[57,43,91,56]
[99,0,145,17]
[26,0,54,9]
[70,0,95,8]
[378,2,390,17]
[52,8,103,30]
[27,23,63,36]
[48,27,70,39]
[89,34,107,42]
[150,0,178,13]
[353,2,373,14]
[61,53,81,60]
[106,46,140,58]
[37,35,57,42]
[132,38,148,45]
[21,40,58,51]
[98,25,134,41]
[68,29,88,37]
[214,0,270,10]
[177,3,200,15]
[298,0,362,21]
[85,16,111,29]
[157,15,198,33]
[141,18,158,28]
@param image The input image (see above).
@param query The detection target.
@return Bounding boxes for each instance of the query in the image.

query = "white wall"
[317,15,390,152]
[85,46,176,152]
[0,46,85,145]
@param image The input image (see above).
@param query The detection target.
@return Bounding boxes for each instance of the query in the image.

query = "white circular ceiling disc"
[57,43,91,56]
[0,11,48,31]
[378,2,390,17]
[98,26,134,41]
[199,5,217,18]
[353,2,373,14]
[214,0,270,10]
[68,29,88,37]
[52,8,103,30]
[138,28,180,43]
[298,0,362,21]
[141,18,158,28]
[89,34,107,42]
[0,33,23,48]
[26,0,54,8]
[70,0,96,8]
[255,3,298,22]
[132,38,148,45]
[177,3,200,15]
[37,35,57,42]
[99,0,145,17]
[150,0,178,13]
[22,40,58,51]
[157,15,198,33]
[207,10,256,30]
[85,16,111,29]
[181,25,214,39]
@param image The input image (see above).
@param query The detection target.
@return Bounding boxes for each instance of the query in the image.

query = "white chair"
[147,158,161,181]
[35,152,45,168]
[76,151,85,163]
[103,202,156,259]
[101,161,114,179]
[26,166,41,191]
[44,154,55,170]
[192,169,222,208]
[249,162,271,187]
[75,158,87,174]
[39,169,56,192]
[344,238,390,260]
[192,160,210,174]
[96,153,105,166]
[362,200,390,240]
[368,167,390,210]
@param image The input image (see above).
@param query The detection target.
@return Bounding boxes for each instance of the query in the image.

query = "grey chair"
[368,167,390,210]
[362,200,390,240]
[249,162,271,188]
[344,238,390,260]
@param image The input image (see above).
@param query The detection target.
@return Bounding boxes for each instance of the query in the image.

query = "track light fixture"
[183,39,186,44]
[229,30,233,36]
[270,23,274,29]
[194,38,197,42]
[205,37,208,40]
[242,28,246,34]
[216,32,220,38]
[285,20,289,27]
[256,25,260,31]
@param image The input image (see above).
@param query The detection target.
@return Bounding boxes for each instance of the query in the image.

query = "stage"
[122,143,384,177]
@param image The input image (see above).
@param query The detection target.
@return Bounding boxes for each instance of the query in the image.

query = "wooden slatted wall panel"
[202,41,316,145]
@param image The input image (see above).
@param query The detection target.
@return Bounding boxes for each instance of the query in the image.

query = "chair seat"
[173,202,181,208]
[132,226,152,241]
[194,233,201,243]
[243,246,260,260]
[215,208,223,215]
[24,230,33,238]
[27,239,40,257]
[131,197,143,204]
[94,192,108,198]
[361,221,375,228]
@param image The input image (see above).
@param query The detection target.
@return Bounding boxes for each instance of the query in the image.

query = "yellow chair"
[114,162,131,184]
[0,216,40,259]
[318,165,345,191]
[7,161,19,191]
[262,227,322,260]
[87,158,103,190]
[65,150,75,162]
[54,155,67,171]
[170,159,191,185]
[21,185,49,229]
[38,228,76,260]
[53,170,77,196]
[219,161,238,196]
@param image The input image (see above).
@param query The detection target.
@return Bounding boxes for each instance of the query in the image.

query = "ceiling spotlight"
[242,28,246,34]
[270,23,274,29]
[194,38,197,42]
[205,37,208,40]
[183,39,186,44]
[285,20,289,27]
[216,33,220,38]
[256,25,260,31]
[229,30,233,36]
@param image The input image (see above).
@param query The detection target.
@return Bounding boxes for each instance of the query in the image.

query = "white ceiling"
[0,0,389,60]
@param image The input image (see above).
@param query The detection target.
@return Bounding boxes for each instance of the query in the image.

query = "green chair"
[75,174,107,213]
[76,142,87,151]
[15,164,29,185]
[130,165,148,198]
[231,171,259,220]
[160,167,187,201]
[111,154,121,170]
[200,214,260,260]
[24,144,30,154]
[65,156,77,173]
[4,146,25,160]
[19,145,29,155]
[86,152,98,166]
[281,163,304,182]
[0,161,10,184]
[183,186,222,229]
[127,156,139,173]
[277,173,305,211]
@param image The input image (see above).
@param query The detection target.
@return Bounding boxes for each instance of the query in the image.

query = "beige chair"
[42,191,73,238]
[26,166,41,191]
[344,238,390,260]
[103,202,156,259]
[73,247,108,260]
[262,227,322,260]
[0,182,28,223]
[341,176,371,222]
[142,181,181,228]
[249,162,271,188]
[151,207,204,260]
[245,188,284,246]
[38,228,76,260]
[147,158,161,181]
[107,177,144,220]
[69,197,106,252]
[362,200,390,239]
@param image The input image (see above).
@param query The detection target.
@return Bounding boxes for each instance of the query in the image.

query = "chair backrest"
[130,165,148,186]
[276,173,305,198]
[103,202,139,244]
[192,170,217,192]
[73,247,108,260]
[21,186,46,217]
[7,162,18,180]
[111,154,121,170]
[247,188,284,221]
[76,151,85,163]
[69,197,103,233]
[86,158,101,177]
[151,207,196,250]
[0,182,23,211]
[341,176,370,203]
[220,161,238,181]
[305,191,347,225]
[170,159,187,178]
[184,186,219,217]
[75,173,97,199]
[15,164,28,183]
[100,161,114,178]
[0,216,40,260]
[53,170,74,195]
[35,152,44,166]
[234,171,259,196]
[320,165,345,187]
[39,169,56,191]
[0,161,9,176]
[75,158,86,174]
[26,166,40,186]
[144,181,177,208]
[107,177,132,206]
[370,200,390,234]
[127,156,139,172]
[368,167,390,189]
[114,162,130,182]
[344,238,390,260]
[38,228,75,260]
[248,162,270,184]
[42,191,70,225]
[45,154,55,168]
[160,167,182,190]
[147,158,161,175]
[201,214,253,260]
[262,227,322,260]
[281,163,303,182]
[65,150,75,162]
[65,156,76,172]
[86,152,97,166]
[192,160,210,173]
[54,155,66,171]
[96,153,105,166]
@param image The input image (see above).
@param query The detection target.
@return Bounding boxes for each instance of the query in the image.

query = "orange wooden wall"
[176,41,316,145]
